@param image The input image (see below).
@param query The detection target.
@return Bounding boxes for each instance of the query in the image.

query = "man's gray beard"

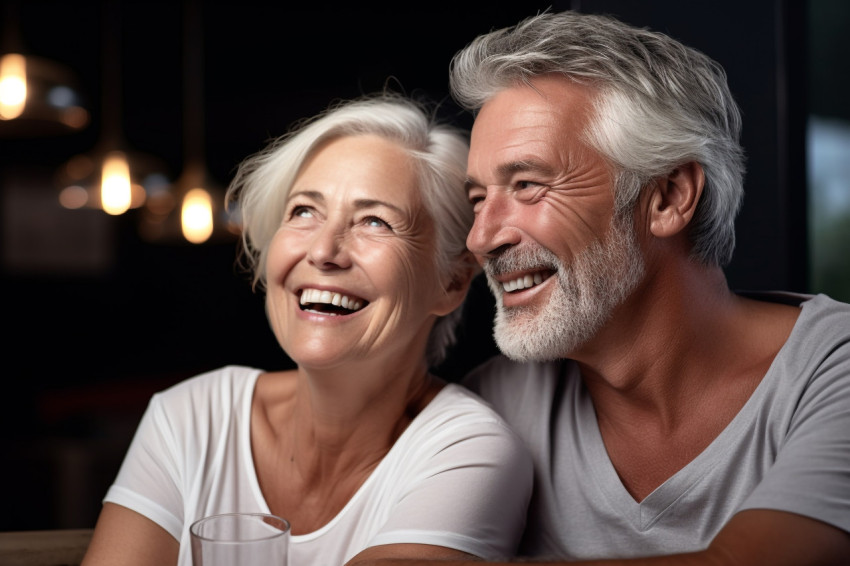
[485,214,645,362]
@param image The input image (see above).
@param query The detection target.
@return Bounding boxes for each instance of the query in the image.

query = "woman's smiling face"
[265,134,451,371]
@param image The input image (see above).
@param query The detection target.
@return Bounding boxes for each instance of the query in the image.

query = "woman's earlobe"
[446,253,479,292]
[434,253,479,316]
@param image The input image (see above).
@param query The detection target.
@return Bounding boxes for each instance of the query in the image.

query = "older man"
[415,9,850,566]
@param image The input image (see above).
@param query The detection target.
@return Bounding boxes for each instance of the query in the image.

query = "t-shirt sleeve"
[102,393,185,540]
[739,305,850,534]
[365,392,534,560]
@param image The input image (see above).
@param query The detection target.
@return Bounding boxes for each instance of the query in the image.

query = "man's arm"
[349,509,850,566]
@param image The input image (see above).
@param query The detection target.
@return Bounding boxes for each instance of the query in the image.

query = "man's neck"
[572,260,733,404]
[568,260,799,501]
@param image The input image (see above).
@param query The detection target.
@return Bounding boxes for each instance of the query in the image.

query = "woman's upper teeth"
[502,272,544,293]
[300,288,364,311]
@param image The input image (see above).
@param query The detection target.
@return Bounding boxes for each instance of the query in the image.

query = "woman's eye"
[291,205,313,218]
[364,216,391,229]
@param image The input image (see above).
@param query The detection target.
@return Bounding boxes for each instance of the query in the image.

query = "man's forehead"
[472,80,593,144]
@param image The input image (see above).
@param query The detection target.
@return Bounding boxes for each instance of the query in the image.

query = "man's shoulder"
[738,290,850,312]
[741,291,850,341]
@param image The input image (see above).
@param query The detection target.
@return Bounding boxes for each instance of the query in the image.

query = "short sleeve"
[103,393,185,540]
[739,330,850,533]
[366,387,533,560]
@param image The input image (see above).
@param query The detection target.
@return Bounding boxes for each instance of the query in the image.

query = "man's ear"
[647,161,705,238]
[433,251,480,317]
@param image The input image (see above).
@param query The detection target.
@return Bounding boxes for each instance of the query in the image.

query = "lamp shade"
[0,52,89,137]
[138,162,239,245]
[136,0,240,245]
[56,144,171,215]
[55,0,171,217]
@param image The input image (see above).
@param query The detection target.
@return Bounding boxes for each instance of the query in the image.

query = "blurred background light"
[0,2,89,137]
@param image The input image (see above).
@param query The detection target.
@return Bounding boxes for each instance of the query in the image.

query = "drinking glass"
[190,512,290,566]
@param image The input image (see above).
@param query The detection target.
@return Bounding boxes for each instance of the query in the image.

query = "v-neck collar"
[575,313,800,531]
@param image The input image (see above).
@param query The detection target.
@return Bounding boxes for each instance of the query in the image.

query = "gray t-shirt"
[464,292,850,560]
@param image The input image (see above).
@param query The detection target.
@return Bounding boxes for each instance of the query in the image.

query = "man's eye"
[467,189,486,211]
[515,181,548,203]
[470,197,485,214]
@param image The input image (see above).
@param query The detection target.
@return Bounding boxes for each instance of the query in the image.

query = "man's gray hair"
[450,10,745,266]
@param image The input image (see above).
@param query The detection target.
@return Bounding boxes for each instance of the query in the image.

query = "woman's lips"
[298,287,367,315]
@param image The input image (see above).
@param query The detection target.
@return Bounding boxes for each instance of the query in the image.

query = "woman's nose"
[466,190,522,259]
[306,222,351,269]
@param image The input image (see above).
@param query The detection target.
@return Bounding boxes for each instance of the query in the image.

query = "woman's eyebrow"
[352,198,405,215]
[286,191,404,215]
[286,189,323,204]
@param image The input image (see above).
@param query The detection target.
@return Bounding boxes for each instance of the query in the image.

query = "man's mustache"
[483,244,561,278]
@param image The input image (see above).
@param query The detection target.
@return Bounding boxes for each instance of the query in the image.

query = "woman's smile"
[298,287,367,315]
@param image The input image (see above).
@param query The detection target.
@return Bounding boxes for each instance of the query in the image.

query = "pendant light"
[138,0,239,245]
[56,0,170,215]
[0,0,89,137]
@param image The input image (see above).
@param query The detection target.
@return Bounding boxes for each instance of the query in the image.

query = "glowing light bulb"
[0,54,27,120]
[181,187,213,244]
[101,151,132,215]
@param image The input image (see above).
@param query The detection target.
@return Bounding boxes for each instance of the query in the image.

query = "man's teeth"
[502,273,544,293]
[300,288,364,312]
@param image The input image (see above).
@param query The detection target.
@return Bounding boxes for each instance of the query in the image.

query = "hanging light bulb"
[181,188,214,244]
[138,0,238,245]
[100,151,133,215]
[55,0,169,215]
[0,53,26,119]
[0,2,89,137]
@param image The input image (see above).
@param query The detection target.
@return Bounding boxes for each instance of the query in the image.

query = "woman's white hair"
[450,10,745,267]
[226,93,473,365]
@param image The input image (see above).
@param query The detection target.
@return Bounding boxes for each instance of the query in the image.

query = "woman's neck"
[250,364,444,533]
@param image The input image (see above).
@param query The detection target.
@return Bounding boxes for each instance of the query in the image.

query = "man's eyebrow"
[498,159,553,178]
[465,159,554,192]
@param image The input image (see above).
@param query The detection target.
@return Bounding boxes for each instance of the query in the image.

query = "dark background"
[1,0,811,531]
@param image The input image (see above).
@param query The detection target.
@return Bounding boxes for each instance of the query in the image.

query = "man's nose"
[307,221,351,270]
[466,190,522,259]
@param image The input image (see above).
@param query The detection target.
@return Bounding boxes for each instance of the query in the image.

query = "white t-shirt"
[104,366,532,565]
[464,292,850,560]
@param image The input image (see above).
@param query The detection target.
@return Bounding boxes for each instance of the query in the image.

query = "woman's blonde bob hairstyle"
[226,93,474,366]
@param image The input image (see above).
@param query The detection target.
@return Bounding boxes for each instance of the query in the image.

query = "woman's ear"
[433,251,480,316]
[647,161,705,238]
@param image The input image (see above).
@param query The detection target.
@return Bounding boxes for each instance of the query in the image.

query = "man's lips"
[496,269,555,293]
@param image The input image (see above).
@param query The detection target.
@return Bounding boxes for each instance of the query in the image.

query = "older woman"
[81,94,532,566]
